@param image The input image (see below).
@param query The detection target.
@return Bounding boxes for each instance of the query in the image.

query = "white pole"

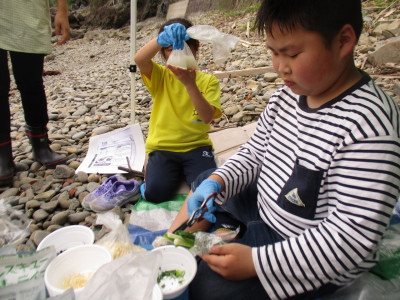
[130,0,137,124]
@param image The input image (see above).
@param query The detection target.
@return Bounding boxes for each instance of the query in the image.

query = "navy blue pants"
[0,49,48,142]
[189,168,339,300]
[143,145,217,203]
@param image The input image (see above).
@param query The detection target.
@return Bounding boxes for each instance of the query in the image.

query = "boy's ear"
[338,24,357,57]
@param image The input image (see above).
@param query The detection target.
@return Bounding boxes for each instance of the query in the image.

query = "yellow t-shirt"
[142,61,222,154]
[0,0,52,54]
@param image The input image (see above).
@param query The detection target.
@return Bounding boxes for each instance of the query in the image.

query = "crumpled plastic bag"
[166,41,198,70]
[0,198,31,247]
[95,211,145,259]
[370,223,400,280]
[190,227,240,255]
[76,251,162,300]
[187,25,240,65]
[323,272,400,300]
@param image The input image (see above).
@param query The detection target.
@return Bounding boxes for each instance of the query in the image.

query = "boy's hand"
[187,179,221,223]
[157,23,189,50]
[166,64,196,86]
[200,243,256,280]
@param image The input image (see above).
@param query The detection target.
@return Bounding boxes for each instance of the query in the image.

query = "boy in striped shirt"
[168,0,400,299]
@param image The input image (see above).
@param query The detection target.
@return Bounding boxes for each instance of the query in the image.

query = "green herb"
[157,269,185,284]
[164,231,195,248]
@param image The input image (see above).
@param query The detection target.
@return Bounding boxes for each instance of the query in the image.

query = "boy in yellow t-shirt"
[134,18,222,203]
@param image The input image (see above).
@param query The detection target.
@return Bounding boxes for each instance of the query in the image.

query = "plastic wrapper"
[323,272,400,300]
[0,198,31,247]
[190,228,239,255]
[152,227,239,256]
[166,41,198,70]
[323,224,400,299]
[76,251,162,300]
[187,25,240,65]
[370,223,400,280]
[0,246,56,300]
[0,276,47,300]
[95,212,146,259]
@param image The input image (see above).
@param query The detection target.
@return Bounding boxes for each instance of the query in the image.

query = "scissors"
[173,193,217,233]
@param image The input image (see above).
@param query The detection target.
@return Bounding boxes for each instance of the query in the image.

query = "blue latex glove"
[187,179,221,223]
[157,23,189,50]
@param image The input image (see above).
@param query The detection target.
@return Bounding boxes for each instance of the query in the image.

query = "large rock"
[368,37,400,66]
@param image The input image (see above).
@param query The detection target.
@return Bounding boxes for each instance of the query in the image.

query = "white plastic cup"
[37,225,94,255]
[44,244,112,297]
[152,245,197,300]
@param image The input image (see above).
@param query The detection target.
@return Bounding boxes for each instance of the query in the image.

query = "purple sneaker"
[82,175,122,209]
[90,179,141,212]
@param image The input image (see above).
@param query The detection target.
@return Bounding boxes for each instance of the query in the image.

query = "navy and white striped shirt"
[214,72,400,299]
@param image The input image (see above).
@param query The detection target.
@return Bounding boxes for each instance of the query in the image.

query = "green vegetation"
[223,2,261,16]
[49,0,77,9]
[369,0,398,12]
[373,0,397,6]
[164,231,195,248]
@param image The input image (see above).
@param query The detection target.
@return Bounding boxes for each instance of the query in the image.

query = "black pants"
[143,145,217,203]
[0,49,49,142]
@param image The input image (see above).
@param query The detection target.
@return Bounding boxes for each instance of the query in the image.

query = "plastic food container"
[152,245,197,299]
[44,244,112,297]
[37,225,94,255]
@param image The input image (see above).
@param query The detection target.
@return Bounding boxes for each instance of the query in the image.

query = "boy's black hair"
[255,0,363,46]
[158,18,198,52]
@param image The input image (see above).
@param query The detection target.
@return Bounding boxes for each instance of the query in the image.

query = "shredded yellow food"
[101,241,146,259]
[62,272,93,289]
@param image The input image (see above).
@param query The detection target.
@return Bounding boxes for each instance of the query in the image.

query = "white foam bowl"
[37,225,94,255]
[152,284,163,300]
[44,244,112,297]
[152,245,197,299]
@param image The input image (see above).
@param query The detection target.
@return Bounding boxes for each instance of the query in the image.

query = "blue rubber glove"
[157,23,189,50]
[187,179,221,223]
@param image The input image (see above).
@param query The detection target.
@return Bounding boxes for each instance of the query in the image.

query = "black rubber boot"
[0,140,16,186]
[25,125,67,168]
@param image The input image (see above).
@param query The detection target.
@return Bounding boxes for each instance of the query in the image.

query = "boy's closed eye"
[267,45,300,58]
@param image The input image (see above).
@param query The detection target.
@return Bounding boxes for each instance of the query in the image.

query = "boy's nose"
[278,62,291,75]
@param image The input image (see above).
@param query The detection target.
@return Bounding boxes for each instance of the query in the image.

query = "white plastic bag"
[0,198,31,247]
[77,251,162,300]
[187,25,240,65]
[166,41,198,70]
[95,212,145,259]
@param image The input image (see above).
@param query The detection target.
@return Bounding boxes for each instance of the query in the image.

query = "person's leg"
[9,51,48,127]
[143,150,182,203]
[0,49,15,185]
[182,145,217,185]
[0,49,12,141]
[9,51,66,168]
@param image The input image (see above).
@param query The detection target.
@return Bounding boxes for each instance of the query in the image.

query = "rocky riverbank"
[2,4,400,252]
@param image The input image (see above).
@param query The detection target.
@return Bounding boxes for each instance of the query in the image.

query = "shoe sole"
[43,157,68,168]
[0,165,16,186]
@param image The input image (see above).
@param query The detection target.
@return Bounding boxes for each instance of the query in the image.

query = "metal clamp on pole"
[129,64,137,73]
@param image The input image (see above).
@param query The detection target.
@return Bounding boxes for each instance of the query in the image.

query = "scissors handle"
[190,192,217,225]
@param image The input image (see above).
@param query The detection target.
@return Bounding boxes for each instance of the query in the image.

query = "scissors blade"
[172,192,218,234]
[173,220,190,233]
